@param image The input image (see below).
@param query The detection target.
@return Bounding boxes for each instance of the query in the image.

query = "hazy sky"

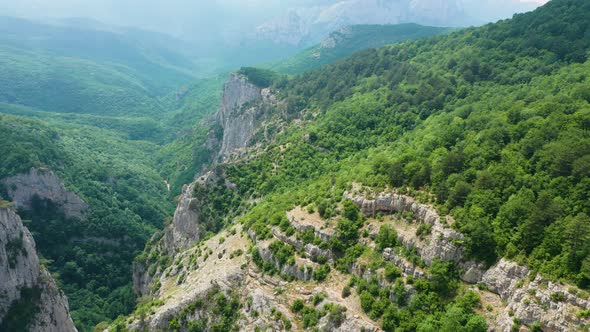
[0,0,548,40]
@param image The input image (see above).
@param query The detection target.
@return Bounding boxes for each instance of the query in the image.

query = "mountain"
[0,0,588,331]
[119,0,590,331]
[269,23,451,74]
[0,15,231,330]
[255,0,469,47]
[0,16,222,117]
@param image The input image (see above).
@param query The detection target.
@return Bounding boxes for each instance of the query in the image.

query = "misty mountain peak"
[255,0,468,46]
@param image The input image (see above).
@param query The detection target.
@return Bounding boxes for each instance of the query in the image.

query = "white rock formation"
[2,167,87,219]
[0,207,77,331]
[346,190,590,331]
[217,73,264,160]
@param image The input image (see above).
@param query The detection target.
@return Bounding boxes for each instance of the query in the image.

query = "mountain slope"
[270,23,451,74]
[255,0,469,47]
[0,16,203,117]
[124,1,590,331]
[0,114,176,330]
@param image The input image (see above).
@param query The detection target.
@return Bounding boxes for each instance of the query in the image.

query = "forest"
[1,0,589,330]
[218,1,590,329]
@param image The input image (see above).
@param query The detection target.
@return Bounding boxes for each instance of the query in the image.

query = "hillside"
[0,16,232,330]
[0,113,178,330]
[122,0,590,331]
[270,24,450,74]
[0,16,207,117]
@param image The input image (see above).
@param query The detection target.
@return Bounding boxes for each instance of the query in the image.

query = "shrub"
[376,225,397,251]
[313,265,331,282]
[291,299,304,313]
[342,286,351,298]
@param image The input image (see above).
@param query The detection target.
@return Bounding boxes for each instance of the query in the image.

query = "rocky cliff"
[0,207,77,332]
[134,72,270,296]
[345,190,486,282]
[2,167,88,219]
[482,259,590,331]
[346,189,590,331]
[217,73,264,160]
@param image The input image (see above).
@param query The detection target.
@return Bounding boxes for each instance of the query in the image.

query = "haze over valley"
[1,1,589,332]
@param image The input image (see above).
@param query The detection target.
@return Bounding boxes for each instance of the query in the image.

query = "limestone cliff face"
[134,169,233,296]
[482,259,590,332]
[217,73,278,160]
[346,190,590,331]
[2,167,88,219]
[0,207,77,332]
[217,73,263,159]
[345,190,486,282]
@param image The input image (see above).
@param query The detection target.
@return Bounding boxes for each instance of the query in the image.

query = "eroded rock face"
[345,191,486,281]
[482,259,590,332]
[0,207,77,332]
[383,248,426,280]
[2,167,88,219]
[217,73,264,159]
[134,170,225,296]
[347,190,590,331]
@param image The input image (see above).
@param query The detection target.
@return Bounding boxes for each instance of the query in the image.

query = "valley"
[1,1,589,331]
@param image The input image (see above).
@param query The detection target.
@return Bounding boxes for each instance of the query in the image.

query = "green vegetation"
[0,287,41,332]
[232,0,590,290]
[3,0,590,331]
[290,297,346,329]
[270,24,450,74]
[5,231,26,269]
[0,16,219,117]
[210,1,590,330]
[268,241,296,266]
[238,67,282,88]
[167,288,240,332]
[0,25,225,329]
[0,113,175,329]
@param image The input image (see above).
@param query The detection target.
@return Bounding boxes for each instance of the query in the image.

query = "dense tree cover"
[0,40,225,330]
[255,0,590,285]
[0,114,175,330]
[222,1,589,329]
[269,23,450,75]
[0,16,220,117]
[238,67,282,88]
[3,1,590,330]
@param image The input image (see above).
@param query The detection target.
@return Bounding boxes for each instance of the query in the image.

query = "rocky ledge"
[346,190,590,331]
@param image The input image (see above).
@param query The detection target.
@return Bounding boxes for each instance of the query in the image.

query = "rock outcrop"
[2,167,87,219]
[134,170,228,296]
[217,73,264,160]
[256,0,470,47]
[0,207,77,332]
[345,190,486,282]
[482,259,590,332]
[346,189,590,331]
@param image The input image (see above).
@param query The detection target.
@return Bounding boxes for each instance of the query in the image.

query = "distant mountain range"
[268,23,451,74]
[253,0,541,47]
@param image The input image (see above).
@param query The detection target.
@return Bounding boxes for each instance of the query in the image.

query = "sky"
[0,0,548,40]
